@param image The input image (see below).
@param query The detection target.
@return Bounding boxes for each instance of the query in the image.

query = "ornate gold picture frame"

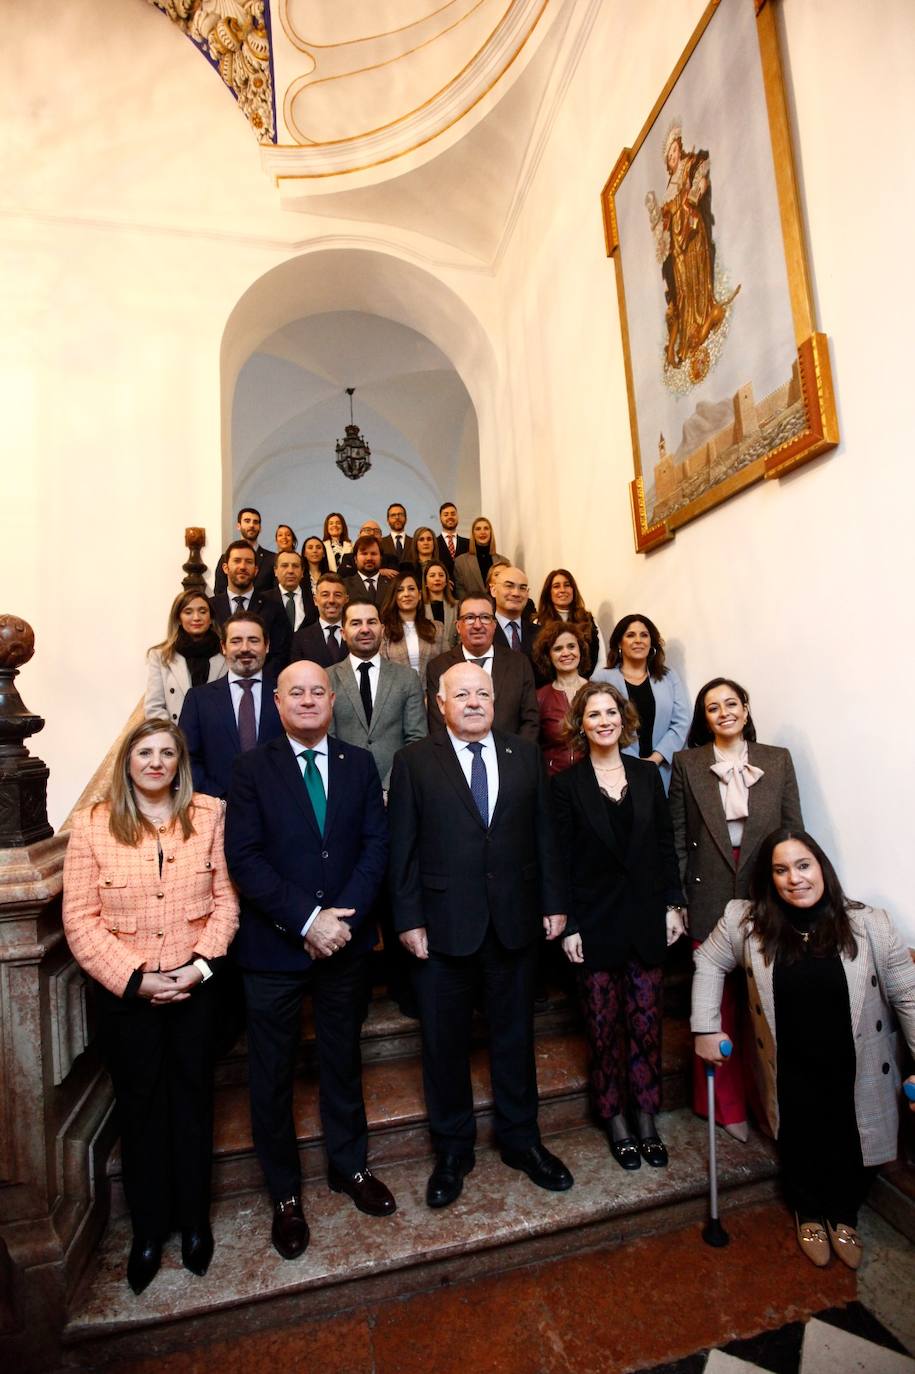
[601,0,838,553]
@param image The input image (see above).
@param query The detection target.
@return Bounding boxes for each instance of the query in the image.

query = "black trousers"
[96,977,219,1239]
[243,950,371,1201]
[413,928,540,1155]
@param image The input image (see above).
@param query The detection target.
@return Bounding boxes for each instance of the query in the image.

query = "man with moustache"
[179,612,283,799]
[210,541,291,677]
[436,501,469,581]
[225,661,394,1260]
[425,594,539,741]
[289,573,347,668]
[388,662,573,1207]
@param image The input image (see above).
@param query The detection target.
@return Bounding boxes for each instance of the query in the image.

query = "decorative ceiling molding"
[263,0,552,184]
[148,0,277,144]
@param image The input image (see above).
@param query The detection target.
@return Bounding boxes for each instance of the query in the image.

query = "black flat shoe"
[638,1135,668,1168]
[181,1224,214,1276]
[609,1136,641,1171]
[127,1237,162,1295]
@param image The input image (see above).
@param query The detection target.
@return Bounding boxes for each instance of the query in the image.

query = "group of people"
[62,499,915,1297]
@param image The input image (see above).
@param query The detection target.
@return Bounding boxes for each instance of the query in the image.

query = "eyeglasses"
[458,613,495,624]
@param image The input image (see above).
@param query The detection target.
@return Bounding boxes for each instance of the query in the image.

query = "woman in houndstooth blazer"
[692,828,915,1271]
[63,718,238,1296]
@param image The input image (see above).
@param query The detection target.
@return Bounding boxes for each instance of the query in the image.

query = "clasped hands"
[138,965,203,1004]
[304,907,356,960]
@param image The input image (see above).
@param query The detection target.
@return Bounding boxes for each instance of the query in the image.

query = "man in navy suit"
[490,565,538,658]
[436,501,469,580]
[210,542,291,678]
[289,573,347,668]
[213,506,276,594]
[179,612,283,799]
[225,660,394,1260]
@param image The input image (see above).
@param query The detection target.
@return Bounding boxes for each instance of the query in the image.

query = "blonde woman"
[452,516,508,604]
[63,719,238,1295]
[145,590,226,723]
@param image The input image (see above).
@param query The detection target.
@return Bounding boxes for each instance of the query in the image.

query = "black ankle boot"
[127,1236,162,1295]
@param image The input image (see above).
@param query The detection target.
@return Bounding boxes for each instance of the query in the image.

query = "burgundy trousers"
[576,959,663,1121]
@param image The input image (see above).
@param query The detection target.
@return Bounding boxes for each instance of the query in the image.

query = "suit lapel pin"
[505,747,513,754]
[338,753,344,760]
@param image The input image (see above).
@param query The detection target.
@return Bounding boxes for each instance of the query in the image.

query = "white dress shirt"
[227,588,254,612]
[287,732,330,936]
[446,727,500,818]
[460,645,493,675]
[347,651,381,705]
[228,672,262,728]
[280,585,307,631]
[496,611,523,644]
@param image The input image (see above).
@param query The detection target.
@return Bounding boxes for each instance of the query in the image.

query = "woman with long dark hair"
[145,590,226,723]
[422,559,458,646]
[380,570,444,692]
[670,676,803,1140]
[63,719,238,1294]
[693,829,915,1268]
[536,568,605,681]
[592,614,688,794]
[553,682,686,1172]
[322,512,353,573]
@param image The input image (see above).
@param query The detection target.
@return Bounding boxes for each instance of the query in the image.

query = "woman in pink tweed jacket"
[63,718,238,1296]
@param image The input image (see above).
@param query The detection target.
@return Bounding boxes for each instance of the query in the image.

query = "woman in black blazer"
[553,682,686,1171]
[670,677,803,1140]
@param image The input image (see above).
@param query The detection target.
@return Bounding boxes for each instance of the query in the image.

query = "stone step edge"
[70,1115,779,1345]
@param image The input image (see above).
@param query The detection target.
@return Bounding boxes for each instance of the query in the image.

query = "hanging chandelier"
[335,386,372,481]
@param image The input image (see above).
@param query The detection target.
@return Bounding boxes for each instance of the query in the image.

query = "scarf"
[175,627,221,687]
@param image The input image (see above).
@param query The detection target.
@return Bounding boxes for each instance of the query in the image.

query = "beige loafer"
[827,1221,863,1270]
[796,1212,830,1267]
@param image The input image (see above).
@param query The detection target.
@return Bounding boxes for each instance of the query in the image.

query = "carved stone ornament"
[148,0,275,144]
[0,615,52,847]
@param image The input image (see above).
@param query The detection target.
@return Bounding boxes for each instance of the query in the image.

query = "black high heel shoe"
[181,1224,214,1276]
[127,1236,162,1295]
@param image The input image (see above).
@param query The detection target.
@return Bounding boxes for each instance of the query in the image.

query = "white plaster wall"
[490,0,915,936]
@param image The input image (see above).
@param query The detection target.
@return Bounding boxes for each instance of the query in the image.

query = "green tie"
[301,748,326,833]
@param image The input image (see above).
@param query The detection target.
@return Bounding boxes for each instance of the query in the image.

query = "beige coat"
[145,647,226,723]
[380,620,445,693]
[691,899,915,1165]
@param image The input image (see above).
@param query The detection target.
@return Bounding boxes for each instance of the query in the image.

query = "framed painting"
[602,0,838,552]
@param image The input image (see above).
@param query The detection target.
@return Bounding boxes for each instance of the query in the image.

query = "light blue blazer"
[590,664,688,793]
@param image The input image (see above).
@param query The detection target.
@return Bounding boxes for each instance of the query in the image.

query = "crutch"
[701,1038,733,1248]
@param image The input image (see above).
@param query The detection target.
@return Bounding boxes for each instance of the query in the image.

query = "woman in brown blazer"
[379,569,444,693]
[63,719,238,1295]
[669,677,802,1139]
[693,829,915,1268]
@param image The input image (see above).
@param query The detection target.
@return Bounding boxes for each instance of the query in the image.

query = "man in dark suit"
[213,507,276,594]
[426,595,539,741]
[380,502,415,570]
[490,565,538,658]
[210,541,291,678]
[289,573,347,669]
[436,501,469,581]
[388,661,573,1207]
[343,535,397,609]
[262,550,316,634]
[179,612,284,798]
[225,660,395,1260]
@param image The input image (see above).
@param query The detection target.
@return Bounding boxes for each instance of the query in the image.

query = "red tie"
[447,536,455,557]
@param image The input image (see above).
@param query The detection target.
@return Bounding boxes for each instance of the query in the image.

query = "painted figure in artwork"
[646,122,739,383]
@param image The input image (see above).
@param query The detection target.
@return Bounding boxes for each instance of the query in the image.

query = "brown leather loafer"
[328,1166,396,1217]
[271,1196,309,1259]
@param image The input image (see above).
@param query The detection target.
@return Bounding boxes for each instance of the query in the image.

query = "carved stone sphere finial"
[0,615,35,669]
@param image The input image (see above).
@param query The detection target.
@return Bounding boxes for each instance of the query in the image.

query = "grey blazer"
[144,647,226,723]
[380,620,445,693]
[669,742,803,942]
[691,899,915,1165]
[327,657,427,790]
[452,551,508,603]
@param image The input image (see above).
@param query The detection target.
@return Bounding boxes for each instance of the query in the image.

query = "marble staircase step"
[106,1019,693,1214]
[64,1110,779,1369]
